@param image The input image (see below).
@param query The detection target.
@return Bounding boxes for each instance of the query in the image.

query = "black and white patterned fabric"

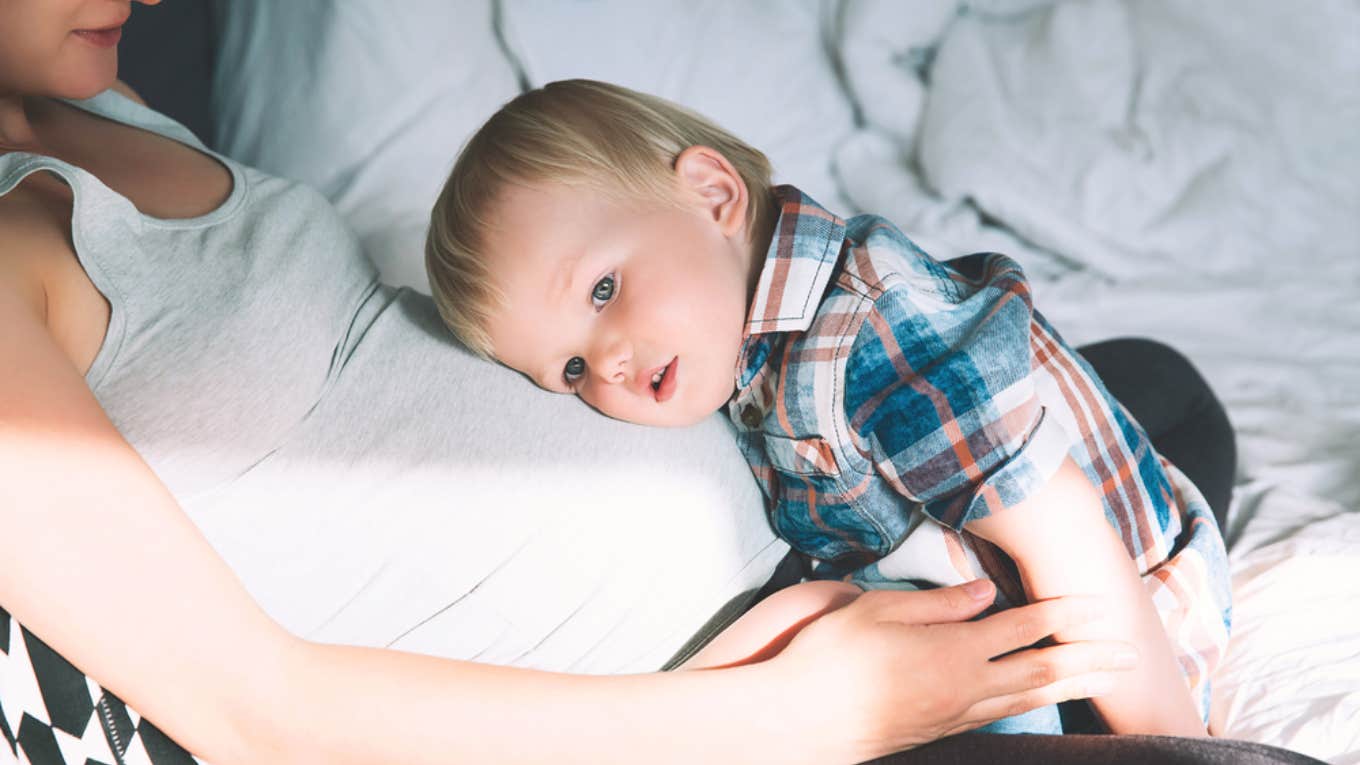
[0,607,203,765]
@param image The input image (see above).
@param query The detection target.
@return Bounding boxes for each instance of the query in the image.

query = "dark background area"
[117,1,215,146]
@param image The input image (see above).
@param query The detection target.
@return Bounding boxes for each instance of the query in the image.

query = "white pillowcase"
[210,0,521,290]
[499,0,857,216]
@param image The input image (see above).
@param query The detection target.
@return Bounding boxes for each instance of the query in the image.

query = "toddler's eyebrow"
[551,249,587,303]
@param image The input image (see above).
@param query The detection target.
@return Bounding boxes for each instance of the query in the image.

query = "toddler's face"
[484,176,756,427]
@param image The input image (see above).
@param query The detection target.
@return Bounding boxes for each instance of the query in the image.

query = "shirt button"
[741,405,763,429]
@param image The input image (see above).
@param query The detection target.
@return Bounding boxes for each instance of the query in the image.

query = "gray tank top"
[0,93,782,673]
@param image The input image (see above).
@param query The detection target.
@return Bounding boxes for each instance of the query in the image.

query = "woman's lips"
[73,26,123,48]
[654,357,678,403]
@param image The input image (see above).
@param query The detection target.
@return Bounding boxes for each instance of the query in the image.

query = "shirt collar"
[744,185,847,336]
[734,185,846,389]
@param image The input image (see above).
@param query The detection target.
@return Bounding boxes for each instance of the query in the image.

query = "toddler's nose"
[589,339,631,384]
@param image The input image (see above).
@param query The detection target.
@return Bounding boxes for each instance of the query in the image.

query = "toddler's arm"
[966,457,1207,736]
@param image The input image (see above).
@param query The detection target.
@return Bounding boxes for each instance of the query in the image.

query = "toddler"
[424,79,1230,735]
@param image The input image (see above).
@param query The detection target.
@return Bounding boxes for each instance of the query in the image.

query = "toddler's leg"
[679,580,861,670]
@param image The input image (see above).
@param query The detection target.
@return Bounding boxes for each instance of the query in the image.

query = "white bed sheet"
[1212,493,1360,763]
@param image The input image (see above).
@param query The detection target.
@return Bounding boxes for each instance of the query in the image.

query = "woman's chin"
[50,54,119,100]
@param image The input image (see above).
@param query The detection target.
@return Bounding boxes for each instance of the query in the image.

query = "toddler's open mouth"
[650,356,678,403]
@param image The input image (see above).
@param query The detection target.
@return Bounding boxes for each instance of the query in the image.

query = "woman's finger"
[980,639,1139,698]
[855,579,997,625]
[962,669,1122,726]
[970,594,1108,657]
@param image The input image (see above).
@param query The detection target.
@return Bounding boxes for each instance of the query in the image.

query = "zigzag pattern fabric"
[0,607,202,765]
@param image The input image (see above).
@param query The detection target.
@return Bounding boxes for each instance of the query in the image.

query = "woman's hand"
[761,580,1137,764]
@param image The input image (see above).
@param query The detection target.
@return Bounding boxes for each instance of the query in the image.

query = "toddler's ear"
[675,145,747,237]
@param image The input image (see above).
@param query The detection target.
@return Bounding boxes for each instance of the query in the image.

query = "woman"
[0,2,1310,764]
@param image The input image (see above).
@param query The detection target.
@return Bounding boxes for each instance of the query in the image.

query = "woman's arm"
[0,274,290,762]
[279,581,1137,765]
[966,457,1206,735]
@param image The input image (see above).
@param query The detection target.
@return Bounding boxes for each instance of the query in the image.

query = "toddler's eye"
[563,356,586,384]
[591,273,616,309]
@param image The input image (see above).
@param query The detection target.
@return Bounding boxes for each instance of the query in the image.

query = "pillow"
[210,0,521,290]
[499,0,858,216]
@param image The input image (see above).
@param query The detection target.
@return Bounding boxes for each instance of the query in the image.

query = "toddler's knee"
[760,580,861,623]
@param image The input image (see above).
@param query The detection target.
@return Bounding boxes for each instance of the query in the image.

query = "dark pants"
[870,731,1325,765]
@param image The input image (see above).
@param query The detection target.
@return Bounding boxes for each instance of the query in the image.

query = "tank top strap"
[1,89,201,182]
[0,89,248,232]
[0,148,90,199]
[70,89,209,152]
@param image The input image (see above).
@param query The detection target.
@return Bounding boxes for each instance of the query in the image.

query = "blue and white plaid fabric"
[728,186,1230,717]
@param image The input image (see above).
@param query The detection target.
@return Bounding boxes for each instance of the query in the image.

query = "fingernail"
[963,579,993,600]
[1114,649,1139,669]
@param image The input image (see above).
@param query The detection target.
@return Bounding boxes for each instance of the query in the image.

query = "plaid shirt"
[728,186,1230,716]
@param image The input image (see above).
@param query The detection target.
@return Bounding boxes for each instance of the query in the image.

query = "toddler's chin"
[663,409,720,429]
[621,399,726,429]
[599,381,735,428]
[625,408,713,429]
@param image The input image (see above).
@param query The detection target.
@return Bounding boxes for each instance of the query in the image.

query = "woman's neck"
[0,94,41,152]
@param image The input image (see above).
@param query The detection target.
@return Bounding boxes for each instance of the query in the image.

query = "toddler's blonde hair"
[425,79,775,358]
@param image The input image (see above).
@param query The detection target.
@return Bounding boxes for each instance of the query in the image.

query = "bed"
[126,1,1360,761]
